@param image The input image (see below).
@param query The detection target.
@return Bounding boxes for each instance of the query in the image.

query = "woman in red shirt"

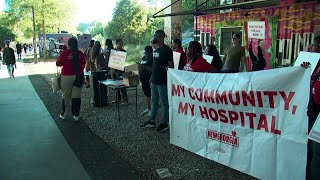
[183,41,212,73]
[56,37,86,122]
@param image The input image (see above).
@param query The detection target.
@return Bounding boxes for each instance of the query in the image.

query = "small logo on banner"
[207,130,239,147]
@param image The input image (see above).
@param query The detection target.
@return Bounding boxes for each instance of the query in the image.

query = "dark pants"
[308,139,320,180]
[307,114,320,180]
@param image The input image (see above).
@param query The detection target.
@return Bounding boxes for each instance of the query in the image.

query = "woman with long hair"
[104,39,114,67]
[91,41,106,70]
[205,44,222,72]
[183,41,212,73]
[172,38,187,70]
[56,37,86,121]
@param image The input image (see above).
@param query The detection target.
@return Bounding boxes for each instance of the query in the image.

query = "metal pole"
[31,6,38,63]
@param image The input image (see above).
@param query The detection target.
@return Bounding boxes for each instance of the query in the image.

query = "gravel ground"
[26,63,257,180]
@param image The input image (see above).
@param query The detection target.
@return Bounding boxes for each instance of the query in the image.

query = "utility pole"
[42,0,46,61]
[31,6,38,63]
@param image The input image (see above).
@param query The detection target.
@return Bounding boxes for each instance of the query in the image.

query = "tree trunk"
[31,6,38,63]
[42,0,46,61]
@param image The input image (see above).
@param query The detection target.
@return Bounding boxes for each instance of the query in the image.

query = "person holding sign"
[172,38,187,70]
[183,41,212,73]
[111,39,128,104]
[140,30,173,132]
[221,33,246,73]
[205,44,222,72]
[301,61,320,180]
[249,39,265,71]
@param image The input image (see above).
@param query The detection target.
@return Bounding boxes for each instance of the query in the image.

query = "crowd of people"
[53,30,319,179]
[15,42,31,60]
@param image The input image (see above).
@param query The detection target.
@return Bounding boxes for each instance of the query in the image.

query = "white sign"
[248,21,265,39]
[173,51,181,70]
[309,114,320,143]
[108,49,127,71]
[168,67,311,180]
[294,51,320,74]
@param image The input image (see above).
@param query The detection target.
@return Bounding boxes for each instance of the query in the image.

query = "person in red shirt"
[172,38,187,70]
[56,37,86,122]
[183,41,212,73]
[303,36,320,180]
[302,61,320,180]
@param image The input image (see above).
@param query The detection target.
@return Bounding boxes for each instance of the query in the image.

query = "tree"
[105,0,148,45]
[90,22,105,37]
[0,26,16,47]
[140,14,164,44]
[4,0,76,45]
[181,0,216,31]
[77,23,93,34]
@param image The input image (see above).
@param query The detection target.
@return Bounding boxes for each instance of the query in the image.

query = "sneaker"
[73,116,80,122]
[147,111,151,117]
[141,109,150,116]
[156,123,169,132]
[121,101,128,105]
[111,100,119,104]
[59,114,66,120]
[140,120,156,128]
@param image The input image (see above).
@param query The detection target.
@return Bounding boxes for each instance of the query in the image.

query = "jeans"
[149,83,169,125]
[7,64,14,76]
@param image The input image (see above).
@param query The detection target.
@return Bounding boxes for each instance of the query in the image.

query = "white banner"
[108,49,127,71]
[168,67,311,180]
[248,21,265,39]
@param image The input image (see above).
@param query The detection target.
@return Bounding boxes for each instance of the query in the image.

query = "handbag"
[72,52,84,88]
[52,67,61,93]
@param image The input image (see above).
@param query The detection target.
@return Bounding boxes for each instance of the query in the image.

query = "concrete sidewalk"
[0,63,90,179]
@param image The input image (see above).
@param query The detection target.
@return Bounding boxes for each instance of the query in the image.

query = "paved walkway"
[0,63,90,179]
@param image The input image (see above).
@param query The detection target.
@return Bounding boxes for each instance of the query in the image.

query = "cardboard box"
[123,71,140,86]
